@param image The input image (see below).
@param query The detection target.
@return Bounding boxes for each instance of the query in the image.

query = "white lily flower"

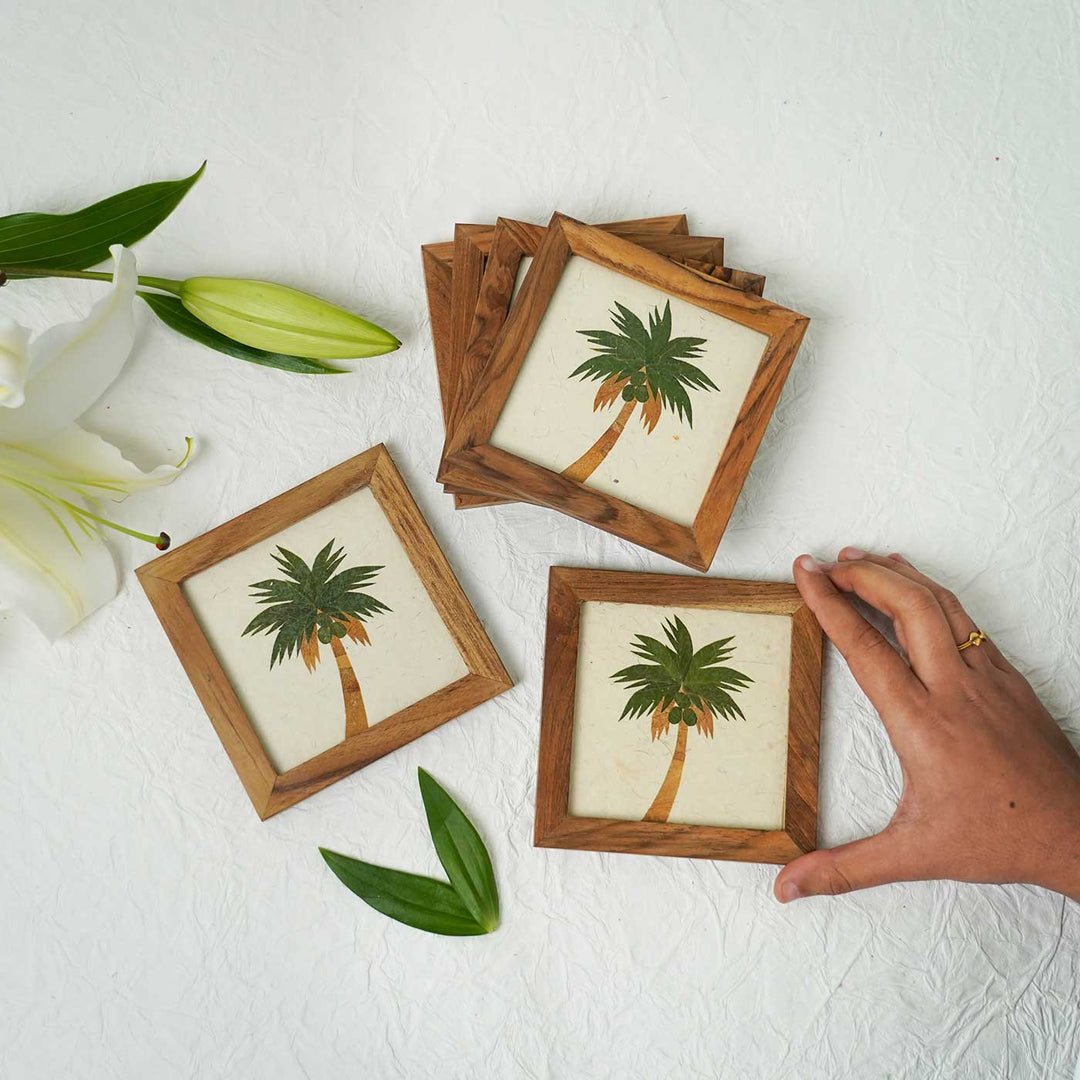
[0,245,191,640]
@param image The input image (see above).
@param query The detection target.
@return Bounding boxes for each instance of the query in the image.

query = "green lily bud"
[175,278,400,360]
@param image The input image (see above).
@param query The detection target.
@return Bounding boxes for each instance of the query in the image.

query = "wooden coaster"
[441,214,807,570]
[441,219,765,509]
[422,215,688,448]
[534,567,821,863]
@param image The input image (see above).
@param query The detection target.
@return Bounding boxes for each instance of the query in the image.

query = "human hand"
[774,548,1080,904]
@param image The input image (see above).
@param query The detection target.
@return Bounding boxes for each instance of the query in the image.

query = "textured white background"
[2,1,1079,1077]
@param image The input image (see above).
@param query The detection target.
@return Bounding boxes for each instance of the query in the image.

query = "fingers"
[774,828,918,902]
[793,556,923,710]
[839,548,1012,674]
[821,558,966,686]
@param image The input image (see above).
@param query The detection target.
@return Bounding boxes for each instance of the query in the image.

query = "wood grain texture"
[533,567,823,864]
[138,571,278,816]
[440,260,768,505]
[682,260,766,296]
[137,445,512,820]
[421,240,459,423]
[435,215,694,507]
[448,223,491,427]
[449,220,715,433]
[423,215,687,438]
[442,267,764,507]
[440,220,741,508]
[442,214,810,569]
[438,243,768,507]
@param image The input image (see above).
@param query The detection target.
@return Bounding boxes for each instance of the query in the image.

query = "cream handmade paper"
[183,487,468,773]
[568,600,792,830]
[490,255,768,526]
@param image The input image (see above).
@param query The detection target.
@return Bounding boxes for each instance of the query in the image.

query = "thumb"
[774,830,911,902]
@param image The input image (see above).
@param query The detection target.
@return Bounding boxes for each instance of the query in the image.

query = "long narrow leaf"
[417,769,500,932]
[141,292,346,375]
[0,164,205,270]
[319,848,488,937]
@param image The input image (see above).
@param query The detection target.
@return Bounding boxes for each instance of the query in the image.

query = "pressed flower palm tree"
[243,540,390,739]
[612,615,752,823]
[563,300,716,483]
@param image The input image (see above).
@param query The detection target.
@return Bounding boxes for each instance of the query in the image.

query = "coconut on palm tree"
[563,300,716,483]
[612,615,752,823]
[243,539,390,740]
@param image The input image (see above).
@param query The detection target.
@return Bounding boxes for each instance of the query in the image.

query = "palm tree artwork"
[612,615,752,823]
[562,300,717,483]
[243,539,390,740]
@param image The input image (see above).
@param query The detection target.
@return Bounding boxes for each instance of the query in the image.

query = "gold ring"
[957,629,986,652]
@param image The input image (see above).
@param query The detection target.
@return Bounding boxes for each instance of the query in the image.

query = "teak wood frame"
[439,217,766,509]
[448,219,728,433]
[136,445,512,820]
[534,567,823,864]
[420,215,688,440]
[441,214,810,570]
[424,215,696,509]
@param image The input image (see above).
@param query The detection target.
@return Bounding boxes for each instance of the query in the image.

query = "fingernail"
[798,555,829,573]
[780,881,803,903]
[840,547,867,560]
[888,552,910,565]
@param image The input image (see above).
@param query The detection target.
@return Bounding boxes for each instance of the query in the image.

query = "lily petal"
[0,245,137,443]
[0,464,118,642]
[6,425,194,504]
[0,426,191,640]
[0,317,32,409]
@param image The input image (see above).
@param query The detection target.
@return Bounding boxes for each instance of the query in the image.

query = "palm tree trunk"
[643,721,688,822]
[561,399,636,483]
[330,634,368,738]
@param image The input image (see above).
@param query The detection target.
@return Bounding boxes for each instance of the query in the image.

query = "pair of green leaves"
[320,769,500,937]
[0,165,345,374]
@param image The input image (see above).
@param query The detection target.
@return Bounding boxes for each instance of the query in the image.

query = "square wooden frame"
[137,444,512,820]
[441,214,810,570]
[421,215,688,437]
[439,217,766,508]
[534,567,822,864]
[424,217,698,511]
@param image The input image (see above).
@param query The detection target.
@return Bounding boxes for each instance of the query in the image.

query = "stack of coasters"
[421,213,807,570]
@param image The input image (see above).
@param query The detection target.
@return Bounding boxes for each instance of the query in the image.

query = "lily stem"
[0,265,182,295]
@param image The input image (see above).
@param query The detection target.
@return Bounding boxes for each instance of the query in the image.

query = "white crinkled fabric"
[1,1,1078,1077]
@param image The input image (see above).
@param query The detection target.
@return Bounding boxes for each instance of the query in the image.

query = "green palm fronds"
[243,539,390,669]
[571,300,716,426]
[612,614,752,727]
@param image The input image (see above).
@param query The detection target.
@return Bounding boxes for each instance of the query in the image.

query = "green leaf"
[271,547,313,582]
[319,849,487,937]
[0,164,205,271]
[617,685,667,721]
[311,540,344,583]
[647,370,696,426]
[669,358,716,389]
[141,292,347,375]
[693,684,748,722]
[630,634,682,678]
[650,301,672,348]
[664,616,694,671]
[418,768,500,932]
[690,637,735,669]
[611,301,650,346]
